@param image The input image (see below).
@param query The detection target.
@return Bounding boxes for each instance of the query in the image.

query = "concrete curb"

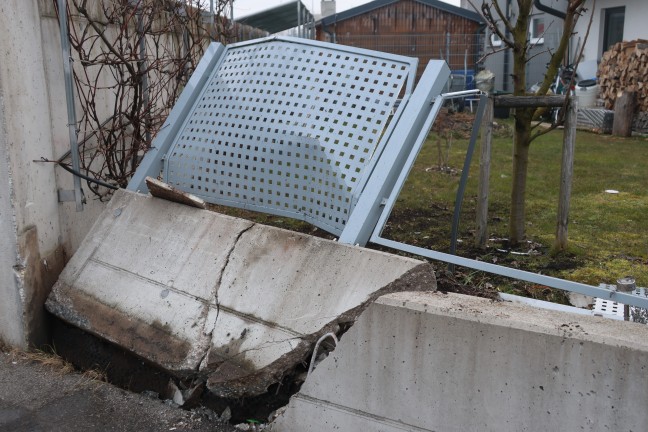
[274,291,648,431]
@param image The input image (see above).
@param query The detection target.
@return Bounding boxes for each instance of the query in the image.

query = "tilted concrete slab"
[46,189,434,397]
[274,291,648,431]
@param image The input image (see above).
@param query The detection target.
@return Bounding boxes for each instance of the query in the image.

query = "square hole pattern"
[165,39,411,234]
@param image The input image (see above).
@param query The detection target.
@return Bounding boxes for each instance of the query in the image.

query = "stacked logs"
[598,39,648,111]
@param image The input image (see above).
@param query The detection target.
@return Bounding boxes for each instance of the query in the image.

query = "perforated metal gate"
[127,36,648,312]
[130,36,450,241]
[153,37,414,234]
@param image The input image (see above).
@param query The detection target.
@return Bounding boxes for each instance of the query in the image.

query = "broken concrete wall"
[47,189,435,399]
[274,291,648,431]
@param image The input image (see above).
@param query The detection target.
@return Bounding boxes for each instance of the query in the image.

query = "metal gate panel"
[163,37,417,234]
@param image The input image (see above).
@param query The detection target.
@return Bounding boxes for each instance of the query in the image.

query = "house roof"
[320,0,484,26]
[237,1,314,35]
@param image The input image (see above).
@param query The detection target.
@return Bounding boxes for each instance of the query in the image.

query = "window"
[602,7,625,55]
[530,17,545,45]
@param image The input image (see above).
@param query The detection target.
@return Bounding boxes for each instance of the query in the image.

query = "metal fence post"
[449,94,487,269]
[57,0,84,211]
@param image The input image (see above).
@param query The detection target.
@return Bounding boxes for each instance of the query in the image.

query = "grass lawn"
[384,112,648,299]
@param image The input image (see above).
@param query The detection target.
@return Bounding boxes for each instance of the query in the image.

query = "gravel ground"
[0,349,239,432]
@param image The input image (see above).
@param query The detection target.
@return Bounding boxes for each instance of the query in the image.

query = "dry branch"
[56,0,234,199]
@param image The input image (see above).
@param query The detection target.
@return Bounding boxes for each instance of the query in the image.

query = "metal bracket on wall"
[57,190,76,203]
[56,0,84,211]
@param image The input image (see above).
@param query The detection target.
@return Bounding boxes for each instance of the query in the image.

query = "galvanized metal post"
[297,1,302,38]
[449,94,487,270]
[446,32,450,68]
[57,0,84,211]
[209,0,215,40]
[137,6,151,146]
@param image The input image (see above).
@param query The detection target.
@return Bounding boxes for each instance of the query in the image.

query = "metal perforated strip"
[165,39,413,234]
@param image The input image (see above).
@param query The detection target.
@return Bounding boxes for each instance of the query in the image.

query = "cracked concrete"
[197,224,256,374]
[46,189,435,401]
[274,291,648,431]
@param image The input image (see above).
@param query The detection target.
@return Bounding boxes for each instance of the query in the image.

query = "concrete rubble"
[46,189,437,402]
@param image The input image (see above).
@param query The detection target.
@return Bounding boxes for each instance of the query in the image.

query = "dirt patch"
[434,267,500,300]
[433,110,513,139]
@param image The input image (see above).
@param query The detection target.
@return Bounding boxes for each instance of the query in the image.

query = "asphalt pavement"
[0,349,239,432]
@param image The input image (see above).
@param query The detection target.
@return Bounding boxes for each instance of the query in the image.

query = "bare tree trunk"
[509,116,531,245]
[478,0,587,246]
[506,1,532,246]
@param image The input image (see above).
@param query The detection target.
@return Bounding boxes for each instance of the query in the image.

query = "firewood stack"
[598,39,648,112]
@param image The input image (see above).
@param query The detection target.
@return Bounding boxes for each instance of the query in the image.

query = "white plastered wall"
[0,0,108,347]
[0,0,61,347]
[574,0,648,63]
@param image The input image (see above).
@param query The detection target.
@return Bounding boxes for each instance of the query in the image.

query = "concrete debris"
[220,406,232,423]
[46,189,435,414]
[568,292,594,308]
[234,422,266,431]
[145,177,206,209]
[164,379,203,408]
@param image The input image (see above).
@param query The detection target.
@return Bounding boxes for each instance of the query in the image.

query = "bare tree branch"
[56,0,236,199]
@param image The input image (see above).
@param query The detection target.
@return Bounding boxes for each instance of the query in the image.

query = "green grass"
[208,114,648,300]
[386,115,648,294]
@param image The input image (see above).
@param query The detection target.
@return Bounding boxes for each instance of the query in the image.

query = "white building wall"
[575,0,648,63]
[0,78,23,347]
[0,0,108,348]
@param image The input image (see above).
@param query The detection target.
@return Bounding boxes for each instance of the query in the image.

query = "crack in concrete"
[223,336,304,361]
[206,263,437,398]
[214,223,256,319]
[196,223,256,371]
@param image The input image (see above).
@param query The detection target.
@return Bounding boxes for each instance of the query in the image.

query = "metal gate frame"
[129,36,450,240]
[366,94,648,310]
[128,36,647,310]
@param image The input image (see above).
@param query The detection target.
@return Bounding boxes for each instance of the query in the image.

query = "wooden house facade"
[316,0,484,80]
